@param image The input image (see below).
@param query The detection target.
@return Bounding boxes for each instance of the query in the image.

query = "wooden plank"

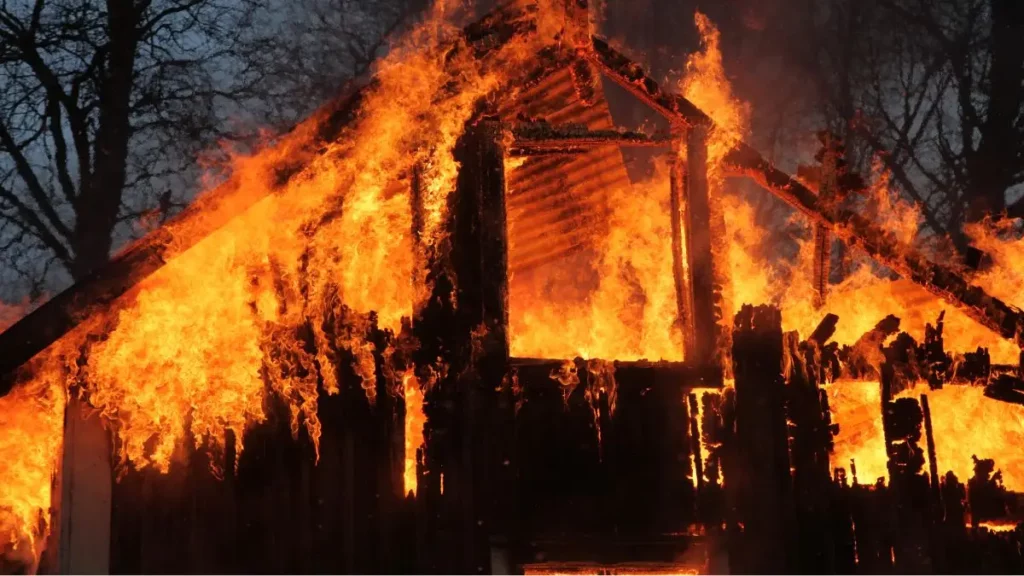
[416,120,510,574]
[730,304,792,573]
[812,135,838,309]
[670,139,694,361]
[509,123,672,153]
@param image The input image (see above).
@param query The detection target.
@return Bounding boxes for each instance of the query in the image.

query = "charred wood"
[785,330,838,573]
[508,122,672,154]
[731,304,793,573]
[683,126,719,377]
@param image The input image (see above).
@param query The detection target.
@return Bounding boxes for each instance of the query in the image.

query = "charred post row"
[731,304,793,574]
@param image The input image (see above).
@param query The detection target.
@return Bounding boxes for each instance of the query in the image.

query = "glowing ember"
[976,520,1020,533]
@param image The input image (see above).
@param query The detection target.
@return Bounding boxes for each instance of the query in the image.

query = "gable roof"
[1,0,1020,396]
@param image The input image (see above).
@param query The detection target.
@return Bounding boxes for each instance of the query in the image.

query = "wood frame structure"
[507,120,724,386]
[586,35,1024,352]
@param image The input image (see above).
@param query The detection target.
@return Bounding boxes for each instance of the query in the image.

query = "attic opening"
[504,129,683,363]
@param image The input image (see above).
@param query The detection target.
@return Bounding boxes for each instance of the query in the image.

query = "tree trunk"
[71,0,139,279]
[965,0,1024,223]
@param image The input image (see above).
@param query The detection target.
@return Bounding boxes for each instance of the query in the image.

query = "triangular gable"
[1,0,1020,397]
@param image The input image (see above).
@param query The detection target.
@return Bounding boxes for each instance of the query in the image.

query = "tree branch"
[0,118,73,244]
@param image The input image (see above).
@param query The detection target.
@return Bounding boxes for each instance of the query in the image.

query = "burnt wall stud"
[682,125,719,383]
[731,304,792,573]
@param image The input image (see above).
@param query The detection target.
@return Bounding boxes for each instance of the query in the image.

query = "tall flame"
[0,350,71,570]
[3,3,1024,570]
[73,0,564,474]
[403,371,426,496]
[679,12,750,183]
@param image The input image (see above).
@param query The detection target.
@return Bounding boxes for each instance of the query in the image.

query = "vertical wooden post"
[812,134,837,309]
[55,396,112,575]
[449,120,509,575]
[670,137,694,360]
[681,125,719,382]
[920,393,945,572]
[920,394,941,511]
[731,304,792,574]
[812,226,831,308]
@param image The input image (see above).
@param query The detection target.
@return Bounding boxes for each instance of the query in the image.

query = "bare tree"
[0,0,273,300]
[0,0,429,303]
[787,0,1024,250]
[237,0,427,132]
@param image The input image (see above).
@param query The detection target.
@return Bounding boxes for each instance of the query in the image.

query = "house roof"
[1,0,1020,397]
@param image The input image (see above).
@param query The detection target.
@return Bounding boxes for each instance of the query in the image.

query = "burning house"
[2,0,1024,573]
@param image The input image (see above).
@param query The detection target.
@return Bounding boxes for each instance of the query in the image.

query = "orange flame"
[508,159,684,361]
[679,11,750,184]
[721,163,1022,364]
[403,371,426,496]
[71,0,565,474]
[828,380,1024,491]
[0,351,70,570]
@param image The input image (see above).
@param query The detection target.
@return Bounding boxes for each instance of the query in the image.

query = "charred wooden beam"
[920,394,942,518]
[447,121,510,574]
[812,225,831,308]
[508,122,671,155]
[812,134,839,309]
[809,313,840,347]
[670,139,694,361]
[784,330,837,573]
[731,304,793,573]
[585,34,1024,351]
[682,126,719,377]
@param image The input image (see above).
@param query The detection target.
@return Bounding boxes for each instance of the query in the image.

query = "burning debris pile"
[0,0,1023,574]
